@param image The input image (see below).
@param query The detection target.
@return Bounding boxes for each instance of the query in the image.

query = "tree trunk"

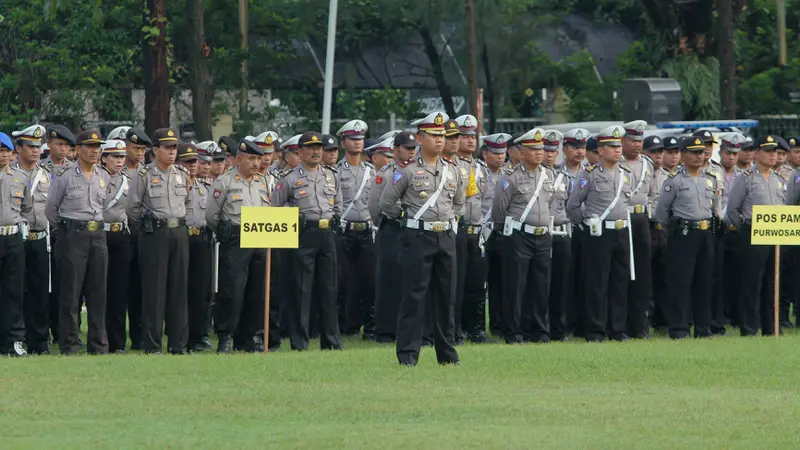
[186,0,213,141]
[480,43,495,134]
[144,0,170,136]
[419,26,456,117]
[465,0,478,117]
[718,0,737,118]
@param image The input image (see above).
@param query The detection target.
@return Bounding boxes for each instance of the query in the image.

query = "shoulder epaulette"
[38,164,50,174]
[9,165,26,175]
[378,164,392,173]
[121,171,131,180]
[504,165,517,175]
[667,171,678,178]
[774,170,786,182]
[642,154,654,165]
[55,166,69,177]
[620,165,632,173]
[101,165,112,174]
[585,164,596,173]
[137,164,149,176]
[704,171,717,179]
[175,164,189,174]
[398,158,414,168]
[199,178,211,186]
[458,156,470,162]
[363,161,374,169]
[335,160,344,169]
[710,159,722,166]
[742,168,753,177]
[442,156,457,166]
[476,158,487,168]
[324,164,338,173]
[276,168,292,179]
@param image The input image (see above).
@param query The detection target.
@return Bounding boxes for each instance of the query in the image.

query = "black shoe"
[362,332,375,341]
[169,348,188,355]
[28,345,50,355]
[201,337,213,349]
[112,349,126,354]
[188,343,206,353]
[610,333,629,342]
[217,334,232,354]
[438,359,460,365]
[468,331,490,343]
[267,345,281,353]
[130,344,141,351]
[144,349,162,355]
[375,335,394,344]
[454,337,465,346]
[4,342,27,357]
[781,321,794,329]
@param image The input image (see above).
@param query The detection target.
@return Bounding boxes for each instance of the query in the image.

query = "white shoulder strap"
[518,167,548,223]
[413,164,449,221]
[342,165,371,219]
[632,159,648,194]
[30,168,44,193]
[598,167,625,222]
[104,176,128,211]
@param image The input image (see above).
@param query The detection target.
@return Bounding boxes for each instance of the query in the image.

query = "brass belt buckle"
[534,227,544,236]
[698,220,709,231]
[111,223,122,233]
[655,223,663,231]
[634,204,644,214]
[431,222,445,232]
[87,221,99,232]
[167,218,179,228]
[29,232,39,240]
[189,227,200,236]
[615,220,624,230]
[352,222,367,231]
[319,219,330,230]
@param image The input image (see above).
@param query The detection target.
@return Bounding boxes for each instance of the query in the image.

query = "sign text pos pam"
[750,205,800,245]
[239,206,300,249]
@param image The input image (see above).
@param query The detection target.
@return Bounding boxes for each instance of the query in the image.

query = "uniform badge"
[275,183,282,191]
[502,180,510,191]
[623,175,629,184]
[778,181,783,190]
[213,189,221,199]
[664,185,671,192]
[326,174,332,183]
[461,167,467,177]
[706,179,713,188]
[232,195,240,200]
[392,172,403,184]
[151,177,160,184]
[416,170,425,175]
[176,175,182,184]
[298,190,307,196]
[420,191,429,199]
[329,197,334,205]
[295,180,304,186]
[794,174,800,185]
[99,180,105,188]
[375,176,383,185]
[579,178,588,189]
[199,189,204,196]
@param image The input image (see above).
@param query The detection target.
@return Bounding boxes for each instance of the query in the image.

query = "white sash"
[104,176,128,211]
[518,168,548,223]
[342,166,372,219]
[413,165,449,221]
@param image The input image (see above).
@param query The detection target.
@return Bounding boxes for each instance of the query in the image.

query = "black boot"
[217,333,232,354]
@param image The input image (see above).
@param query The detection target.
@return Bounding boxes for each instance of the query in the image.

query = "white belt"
[520,224,549,236]
[628,204,647,214]
[551,224,571,234]
[27,230,48,240]
[604,220,629,230]
[403,219,453,232]
[0,225,20,236]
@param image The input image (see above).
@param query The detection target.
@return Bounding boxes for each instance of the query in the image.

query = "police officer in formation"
[207,139,270,353]
[127,128,190,354]
[379,112,463,366]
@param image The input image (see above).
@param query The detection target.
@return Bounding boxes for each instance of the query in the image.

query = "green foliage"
[556,50,621,121]
[661,54,720,120]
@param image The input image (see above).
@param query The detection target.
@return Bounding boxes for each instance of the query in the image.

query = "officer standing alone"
[379,112,463,366]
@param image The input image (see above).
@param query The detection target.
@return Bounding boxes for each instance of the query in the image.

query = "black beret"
[47,125,76,146]
[643,135,664,152]
[238,139,264,156]
[126,128,152,147]
[218,136,237,156]
[321,134,339,151]
[585,136,598,152]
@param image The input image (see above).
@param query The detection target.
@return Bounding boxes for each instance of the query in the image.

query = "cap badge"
[221,142,227,150]
[328,138,334,144]
[311,135,319,142]
[534,131,543,141]
[497,135,505,144]
[51,131,57,138]
[464,117,473,127]
[547,132,556,141]
[434,113,444,126]
[449,122,456,128]
[695,138,702,145]
[791,138,797,146]
[92,133,98,139]
[354,122,363,133]
[265,135,274,145]
[612,128,622,138]
[167,130,175,137]
[767,136,774,142]
[240,142,246,150]
[33,127,42,138]
[575,130,584,139]
[116,142,124,150]
[636,123,644,132]
[132,135,139,143]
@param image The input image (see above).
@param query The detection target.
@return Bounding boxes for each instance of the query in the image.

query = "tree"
[717,0,737,118]
[143,0,170,135]
[185,0,212,140]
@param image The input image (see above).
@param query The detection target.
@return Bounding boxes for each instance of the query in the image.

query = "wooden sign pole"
[774,245,780,339]
[264,248,272,353]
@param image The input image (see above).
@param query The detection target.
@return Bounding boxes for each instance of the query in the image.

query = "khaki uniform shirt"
[45,165,109,223]
[102,169,130,224]
[126,164,190,230]
[270,165,341,221]
[458,156,490,225]
[726,164,786,228]
[655,168,720,224]
[566,163,633,223]
[491,163,556,227]
[13,162,50,231]
[369,161,396,223]
[336,160,373,222]
[186,179,210,228]
[378,156,465,221]
[206,170,269,232]
[0,165,33,226]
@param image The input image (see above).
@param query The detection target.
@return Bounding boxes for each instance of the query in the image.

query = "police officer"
[127,128,190,354]
[620,120,657,339]
[99,140,132,353]
[454,114,490,343]
[10,125,51,354]
[42,125,75,344]
[253,131,280,191]
[480,133,509,340]
[585,135,601,167]
[334,120,376,339]
[492,127,556,343]
[206,139,271,352]
[172,143,213,352]
[120,128,151,350]
[44,130,110,355]
[542,130,572,341]
[369,132,417,343]
[566,125,633,342]
[728,135,785,336]
[662,137,681,174]
[442,119,468,343]
[0,133,33,356]
[379,112,463,366]
[213,137,233,180]
[560,128,589,337]
[655,136,719,339]
[641,135,668,332]
[370,134,396,171]
[271,131,343,351]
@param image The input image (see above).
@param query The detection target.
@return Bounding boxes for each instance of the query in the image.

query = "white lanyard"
[632,159,647,195]
[413,164,449,221]
[342,165,371,219]
[598,167,625,222]
[518,167,548,223]
[30,168,43,193]
[104,176,128,211]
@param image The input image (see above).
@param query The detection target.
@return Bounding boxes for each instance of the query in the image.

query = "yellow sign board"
[240,207,300,249]
[750,205,800,245]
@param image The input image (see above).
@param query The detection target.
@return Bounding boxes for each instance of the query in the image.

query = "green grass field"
[2,332,799,449]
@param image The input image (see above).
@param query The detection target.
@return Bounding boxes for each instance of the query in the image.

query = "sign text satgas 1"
[750,205,800,245]
[239,206,300,249]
